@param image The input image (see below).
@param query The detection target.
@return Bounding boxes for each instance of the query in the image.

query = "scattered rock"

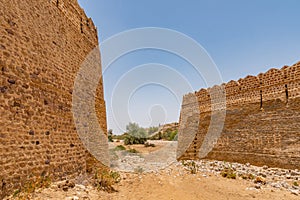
[58,180,76,192]
[281,181,290,189]
[270,182,281,188]
[263,165,268,170]
[254,176,266,185]
[289,189,299,196]
[0,86,8,93]
[254,184,261,189]
[66,196,79,200]
[7,79,16,84]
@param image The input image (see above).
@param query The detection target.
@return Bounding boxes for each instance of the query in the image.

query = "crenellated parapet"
[185,62,300,114]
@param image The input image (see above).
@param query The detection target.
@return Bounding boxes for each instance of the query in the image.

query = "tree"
[148,126,159,135]
[124,122,147,145]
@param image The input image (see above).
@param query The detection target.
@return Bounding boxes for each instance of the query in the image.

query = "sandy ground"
[15,163,298,200]
[99,167,299,200]
[7,142,299,199]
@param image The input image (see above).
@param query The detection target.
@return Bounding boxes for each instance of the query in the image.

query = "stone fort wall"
[178,61,300,169]
[0,0,107,197]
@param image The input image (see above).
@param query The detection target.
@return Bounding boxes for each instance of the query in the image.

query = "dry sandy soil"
[12,164,298,200]
[7,142,299,199]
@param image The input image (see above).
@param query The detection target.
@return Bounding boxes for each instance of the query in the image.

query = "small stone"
[5,29,14,35]
[263,165,268,170]
[29,130,34,135]
[76,184,86,190]
[258,172,267,178]
[0,86,8,93]
[62,185,69,192]
[291,171,300,176]
[254,184,261,189]
[22,84,29,89]
[68,181,75,188]
[289,189,299,196]
[271,182,281,188]
[0,44,5,50]
[45,159,50,165]
[281,181,290,189]
[254,176,266,185]
[7,79,15,84]
[246,163,250,167]
[73,197,79,200]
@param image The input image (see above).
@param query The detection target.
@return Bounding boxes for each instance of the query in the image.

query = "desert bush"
[221,167,236,179]
[11,175,51,199]
[182,160,198,174]
[241,173,255,180]
[114,145,126,151]
[293,181,299,186]
[144,142,155,147]
[94,169,120,193]
[127,148,139,153]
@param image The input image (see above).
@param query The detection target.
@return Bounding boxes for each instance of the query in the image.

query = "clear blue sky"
[78,0,300,134]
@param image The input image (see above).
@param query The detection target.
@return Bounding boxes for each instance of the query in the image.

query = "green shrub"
[127,148,139,153]
[114,145,126,151]
[124,135,147,145]
[144,142,155,147]
[293,181,299,186]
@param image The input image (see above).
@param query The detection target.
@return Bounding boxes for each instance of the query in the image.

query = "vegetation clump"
[241,173,255,180]
[220,166,237,179]
[127,148,139,153]
[108,129,114,142]
[144,142,155,147]
[114,145,126,151]
[182,160,198,174]
[293,181,299,186]
[94,169,121,193]
[11,175,52,199]
[124,123,148,145]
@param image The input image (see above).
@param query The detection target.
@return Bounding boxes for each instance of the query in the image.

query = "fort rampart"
[178,61,300,169]
[0,0,106,197]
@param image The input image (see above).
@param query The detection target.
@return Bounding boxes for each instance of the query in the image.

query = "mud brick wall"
[0,0,107,197]
[178,62,300,169]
